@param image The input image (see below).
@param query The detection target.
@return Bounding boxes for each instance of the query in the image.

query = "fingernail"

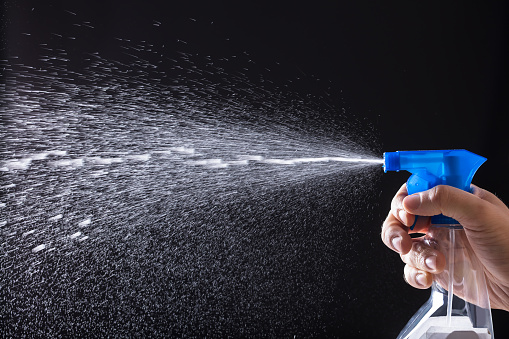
[416,273,427,287]
[391,236,402,253]
[425,256,437,271]
[404,194,421,210]
[398,210,408,225]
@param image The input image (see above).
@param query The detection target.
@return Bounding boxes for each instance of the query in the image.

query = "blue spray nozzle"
[383,149,487,225]
[383,152,400,172]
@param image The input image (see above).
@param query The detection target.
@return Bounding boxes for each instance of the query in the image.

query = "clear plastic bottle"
[397,224,494,339]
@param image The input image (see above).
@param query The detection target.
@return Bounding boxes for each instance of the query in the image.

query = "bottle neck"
[431,213,462,228]
[431,224,463,229]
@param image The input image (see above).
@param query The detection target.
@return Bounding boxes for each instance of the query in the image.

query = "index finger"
[391,183,429,232]
[390,183,409,224]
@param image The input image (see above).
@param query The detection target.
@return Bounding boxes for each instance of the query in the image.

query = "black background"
[2,0,509,337]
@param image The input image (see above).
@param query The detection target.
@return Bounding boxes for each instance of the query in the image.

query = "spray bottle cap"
[383,149,486,225]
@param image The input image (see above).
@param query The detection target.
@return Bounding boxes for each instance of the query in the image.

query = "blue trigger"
[410,215,418,231]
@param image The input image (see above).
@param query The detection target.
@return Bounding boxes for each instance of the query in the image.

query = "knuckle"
[427,185,453,213]
[410,242,432,270]
[411,243,426,267]
[468,199,489,219]
[429,185,447,206]
[472,185,486,199]
[415,254,427,270]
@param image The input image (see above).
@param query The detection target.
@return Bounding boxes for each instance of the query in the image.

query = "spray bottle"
[384,149,493,339]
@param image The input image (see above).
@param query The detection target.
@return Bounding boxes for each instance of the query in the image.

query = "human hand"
[381,183,509,311]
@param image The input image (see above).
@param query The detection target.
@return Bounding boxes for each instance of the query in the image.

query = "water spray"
[383,150,493,338]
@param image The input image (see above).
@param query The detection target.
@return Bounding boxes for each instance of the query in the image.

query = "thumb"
[402,185,492,229]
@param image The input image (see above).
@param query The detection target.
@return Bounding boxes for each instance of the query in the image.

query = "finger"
[390,183,411,224]
[402,185,495,228]
[390,183,429,231]
[403,215,431,234]
[404,264,433,289]
[381,211,412,255]
[400,239,445,274]
[471,185,509,211]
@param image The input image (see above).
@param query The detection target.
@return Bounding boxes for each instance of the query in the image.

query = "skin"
[381,183,509,311]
